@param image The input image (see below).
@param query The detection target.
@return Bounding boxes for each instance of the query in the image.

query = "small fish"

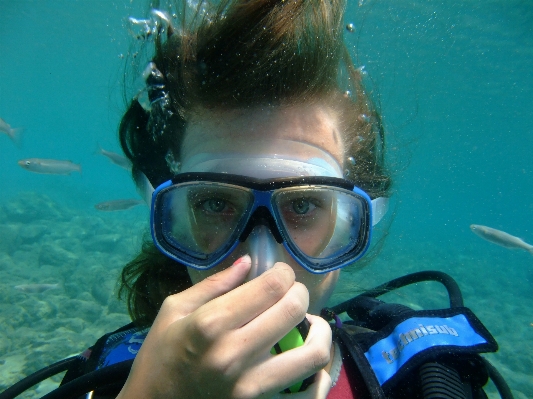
[18,158,81,175]
[470,224,533,255]
[14,283,60,293]
[0,117,23,146]
[96,145,132,170]
[94,199,145,211]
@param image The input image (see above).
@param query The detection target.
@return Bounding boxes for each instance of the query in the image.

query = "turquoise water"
[1,1,531,397]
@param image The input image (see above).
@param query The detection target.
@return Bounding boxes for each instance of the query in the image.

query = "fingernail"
[232,254,251,266]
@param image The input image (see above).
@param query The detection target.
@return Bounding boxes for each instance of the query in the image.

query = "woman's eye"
[202,198,227,213]
[291,199,316,215]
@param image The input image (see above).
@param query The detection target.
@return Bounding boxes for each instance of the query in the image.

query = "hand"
[116,255,333,399]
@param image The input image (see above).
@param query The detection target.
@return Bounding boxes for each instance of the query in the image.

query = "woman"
[114,1,387,398]
[106,1,390,398]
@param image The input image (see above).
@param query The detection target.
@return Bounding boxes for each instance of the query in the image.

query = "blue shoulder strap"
[96,325,149,370]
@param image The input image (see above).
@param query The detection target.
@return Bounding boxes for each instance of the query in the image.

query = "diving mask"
[151,172,374,273]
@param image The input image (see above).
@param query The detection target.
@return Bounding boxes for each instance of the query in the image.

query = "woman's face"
[180,103,345,314]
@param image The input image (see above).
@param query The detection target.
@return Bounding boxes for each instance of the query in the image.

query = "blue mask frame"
[151,172,374,274]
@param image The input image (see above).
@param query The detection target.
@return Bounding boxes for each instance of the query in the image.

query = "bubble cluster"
[141,62,173,140]
[165,150,181,175]
[128,9,172,41]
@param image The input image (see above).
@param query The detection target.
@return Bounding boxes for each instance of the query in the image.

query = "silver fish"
[94,199,145,211]
[96,145,132,170]
[0,117,23,146]
[18,158,81,175]
[470,224,533,255]
[15,283,60,293]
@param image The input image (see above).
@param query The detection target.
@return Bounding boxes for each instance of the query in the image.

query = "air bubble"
[346,23,355,33]
[165,150,181,175]
[358,114,370,123]
[347,156,356,165]
[128,9,171,41]
[128,17,153,40]
[356,65,368,76]
[136,88,151,112]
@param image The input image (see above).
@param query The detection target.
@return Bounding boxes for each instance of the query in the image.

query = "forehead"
[180,104,345,169]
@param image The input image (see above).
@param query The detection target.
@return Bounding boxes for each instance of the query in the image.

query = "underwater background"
[0,0,531,398]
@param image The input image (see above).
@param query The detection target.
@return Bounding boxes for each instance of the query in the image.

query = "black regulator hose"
[331,270,464,317]
[482,358,514,399]
[39,359,133,399]
[0,356,78,399]
[41,359,133,399]
[418,362,468,399]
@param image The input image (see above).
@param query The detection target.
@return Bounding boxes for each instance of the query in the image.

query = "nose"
[244,224,287,281]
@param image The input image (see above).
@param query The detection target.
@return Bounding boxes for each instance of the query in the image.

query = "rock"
[0,224,21,254]
[0,253,14,272]
[82,234,123,253]
[91,279,111,306]
[62,317,86,334]
[1,193,72,223]
[107,298,128,315]
[100,312,131,331]
[33,300,57,319]
[0,332,12,357]
[38,244,79,268]
[17,224,48,245]
[66,299,103,321]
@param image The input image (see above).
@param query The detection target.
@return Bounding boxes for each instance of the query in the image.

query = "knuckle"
[261,271,289,298]
[309,345,331,370]
[283,295,306,323]
[204,351,234,375]
[160,295,176,310]
[190,312,220,342]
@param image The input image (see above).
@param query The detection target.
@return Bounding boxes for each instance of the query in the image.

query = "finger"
[197,262,297,334]
[238,314,332,397]
[229,281,309,357]
[157,255,252,324]
[303,314,332,345]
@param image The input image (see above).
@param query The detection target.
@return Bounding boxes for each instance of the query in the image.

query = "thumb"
[157,255,252,324]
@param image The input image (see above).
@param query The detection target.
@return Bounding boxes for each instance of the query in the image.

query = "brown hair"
[118,0,391,326]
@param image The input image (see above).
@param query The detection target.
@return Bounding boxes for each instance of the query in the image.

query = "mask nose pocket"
[239,206,284,243]
[245,224,286,279]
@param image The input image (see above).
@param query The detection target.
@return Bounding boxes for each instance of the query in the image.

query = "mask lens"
[273,186,366,264]
[157,182,254,260]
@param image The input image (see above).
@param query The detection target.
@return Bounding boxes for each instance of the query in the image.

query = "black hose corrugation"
[419,362,467,399]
